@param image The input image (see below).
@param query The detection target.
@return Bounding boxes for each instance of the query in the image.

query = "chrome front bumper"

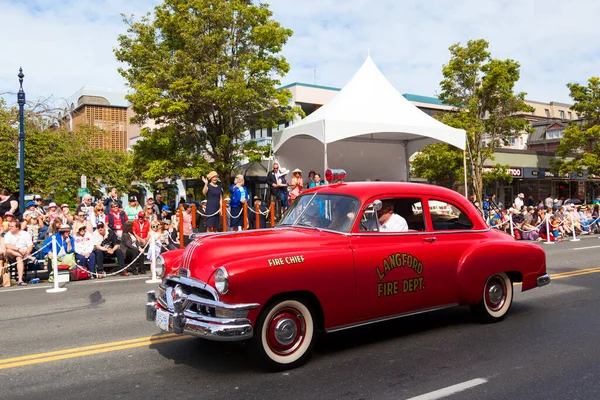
[537,273,551,287]
[145,277,260,342]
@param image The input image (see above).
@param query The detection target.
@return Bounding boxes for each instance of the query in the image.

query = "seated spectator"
[146,197,161,220]
[59,204,74,226]
[46,202,59,227]
[144,202,159,222]
[2,211,16,234]
[22,201,44,245]
[132,211,150,246]
[42,224,76,282]
[93,203,107,229]
[74,225,96,275]
[92,222,126,277]
[124,196,142,221]
[520,219,540,241]
[75,194,95,224]
[72,211,93,235]
[0,189,21,220]
[107,202,128,238]
[121,221,144,275]
[160,205,172,221]
[4,221,33,286]
[163,220,179,250]
[32,195,49,238]
[377,201,408,232]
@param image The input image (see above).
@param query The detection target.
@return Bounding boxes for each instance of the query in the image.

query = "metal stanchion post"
[146,233,161,283]
[179,204,185,249]
[243,202,248,230]
[509,216,514,238]
[46,235,67,293]
[255,201,260,229]
[222,200,227,232]
[544,216,554,245]
[570,212,580,242]
[270,202,275,228]
[191,204,197,230]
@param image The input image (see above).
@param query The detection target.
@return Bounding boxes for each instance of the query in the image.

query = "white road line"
[405,378,488,400]
[0,276,151,293]
[572,245,600,251]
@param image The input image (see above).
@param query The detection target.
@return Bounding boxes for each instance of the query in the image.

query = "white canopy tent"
[273,56,466,182]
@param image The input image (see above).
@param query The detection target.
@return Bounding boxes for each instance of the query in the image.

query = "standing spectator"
[92,222,126,277]
[309,173,325,188]
[525,195,535,207]
[306,170,316,189]
[230,175,250,231]
[278,168,290,213]
[132,211,150,246]
[32,195,49,238]
[0,189,21,220]
[121,221,145,275]
[75,194,95,223]
[42,224,76,282]
[514,193,524,209]
[22,201,44,244]
[72,211,93,235]
[4,221,33,285]
[182,204,193,243]
[544,194,554,210]
[107,202,128,237]
[290,169,303,202]
[74,225,96,275]
[93,203,107,229]
[59,204,74,226]
[103,188,122,214]
[146,197,161,219]
[147,221,163,261]
[123,196,142,221]
[266,163,282,218]
[144,202,158,222]
[482,195,490,221]
[202,171,222,232]
[155,194,166,214]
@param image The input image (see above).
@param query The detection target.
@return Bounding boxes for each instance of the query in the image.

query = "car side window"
[428,199,473,230]
[359,197,426,232]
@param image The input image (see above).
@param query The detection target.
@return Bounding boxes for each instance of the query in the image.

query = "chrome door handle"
[423,237,437,242]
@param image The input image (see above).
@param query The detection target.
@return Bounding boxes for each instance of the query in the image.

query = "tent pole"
[323,120,328,182]
[463,150,468,198]
[404,141,409,182]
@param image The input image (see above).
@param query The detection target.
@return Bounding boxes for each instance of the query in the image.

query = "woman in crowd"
[74,225,96,275]
[309,173,325,188]
[93,203,107,229]
[47,202,59,227]
[290,169,303,202]
[278,168,289,213]
[107,202,128,237]
[72,211,93,235]
[0,189,21,220]
[520,219,540,241]
[146,220,163,262]
[306,171,316,189]
[2,212,15,233]
[230,175,249,231]
[121,221,145,275]
[124,196,142,221]
[202,171,222,232]
[59,204,74,226]
[163,219,179,250]
[181,204,193,243]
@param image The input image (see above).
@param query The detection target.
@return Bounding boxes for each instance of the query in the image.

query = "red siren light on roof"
[325,169,346,183]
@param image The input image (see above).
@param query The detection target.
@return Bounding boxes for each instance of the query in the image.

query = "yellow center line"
[0,335,191,370]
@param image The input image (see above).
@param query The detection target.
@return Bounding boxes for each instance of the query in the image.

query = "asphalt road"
[1,236,600,400]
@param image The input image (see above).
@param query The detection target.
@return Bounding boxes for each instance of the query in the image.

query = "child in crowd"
[550,216,562,242]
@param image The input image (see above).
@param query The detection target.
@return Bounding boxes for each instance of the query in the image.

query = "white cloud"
[1,0,599,106]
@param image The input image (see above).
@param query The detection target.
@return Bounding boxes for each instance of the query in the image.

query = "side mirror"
[372,200,383,211]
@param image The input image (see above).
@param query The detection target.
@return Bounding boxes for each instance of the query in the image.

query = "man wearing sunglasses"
[132,211,150,246]
[92,222,127,277]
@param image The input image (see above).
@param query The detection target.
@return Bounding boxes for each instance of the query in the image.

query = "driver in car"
[303,203,331,229]
[377,201,408,232]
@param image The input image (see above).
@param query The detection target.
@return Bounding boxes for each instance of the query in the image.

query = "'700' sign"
[482,167,523,177]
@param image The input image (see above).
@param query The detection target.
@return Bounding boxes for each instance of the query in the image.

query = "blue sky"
[1,0,599,108]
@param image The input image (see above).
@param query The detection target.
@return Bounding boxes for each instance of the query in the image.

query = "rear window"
[428,200,473,230]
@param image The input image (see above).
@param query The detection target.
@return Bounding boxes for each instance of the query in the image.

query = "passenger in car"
[377,201,408,232]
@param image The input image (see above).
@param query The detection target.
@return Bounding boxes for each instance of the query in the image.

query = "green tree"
[411,143,464,188]
[438,39,534,203]
[115,0,301,186]
[554,77,600,175]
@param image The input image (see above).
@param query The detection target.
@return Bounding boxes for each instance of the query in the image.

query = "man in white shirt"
[378,201,409,232]
[4,222,33,286]
[514,193,524,209]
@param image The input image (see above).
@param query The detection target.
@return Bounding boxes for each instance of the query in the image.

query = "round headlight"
[215,267,229,294]
[155,255,165,278]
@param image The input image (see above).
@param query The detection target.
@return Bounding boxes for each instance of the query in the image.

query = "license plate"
[155,308,170,332]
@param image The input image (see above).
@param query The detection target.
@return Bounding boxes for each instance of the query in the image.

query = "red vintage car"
[146,182,550,370]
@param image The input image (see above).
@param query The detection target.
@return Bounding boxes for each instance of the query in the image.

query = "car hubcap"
[267,308,305,355]
[485,276,506,311]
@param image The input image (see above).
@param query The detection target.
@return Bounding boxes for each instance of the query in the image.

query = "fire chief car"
[146,182,550,370]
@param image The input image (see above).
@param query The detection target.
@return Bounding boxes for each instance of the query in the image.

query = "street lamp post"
[17,68,26,213]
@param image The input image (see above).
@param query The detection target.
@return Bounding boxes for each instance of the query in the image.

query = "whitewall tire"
[470,273,513,323]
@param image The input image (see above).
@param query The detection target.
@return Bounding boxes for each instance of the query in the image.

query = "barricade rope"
[72,241,150,278]
[2,241,52,268]
[196,209,220,218]
[247,206,270,216]
[227,208,243,219]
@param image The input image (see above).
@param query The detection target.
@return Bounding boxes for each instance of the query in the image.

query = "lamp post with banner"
[17,68,26,213]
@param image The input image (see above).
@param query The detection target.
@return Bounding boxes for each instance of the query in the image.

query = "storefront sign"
[482,166,523,177]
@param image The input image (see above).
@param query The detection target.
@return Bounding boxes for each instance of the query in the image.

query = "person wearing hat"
[4,221,34,285]
[266,162,283,219]
[277,167,290,212]
[229,175,250,231]
[202,171,222,232]
[160,205,172,221]
[22,201,44,245]
[132,211,150,246]
[42,224,76,282]
[2,211,15,234]
[124,195,142,221]
[513,193,525,209]
[290,169,303,202]
[74,224,96,275]
[92,221,126,277]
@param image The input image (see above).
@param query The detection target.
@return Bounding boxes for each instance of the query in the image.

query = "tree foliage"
[554,77,600,175]
[115,0,301,186]
[411,143,464,187]
[0,99,132,206]
[438,39,533,202]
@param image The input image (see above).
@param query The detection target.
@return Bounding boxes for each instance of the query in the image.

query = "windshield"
[279,194,360,233]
